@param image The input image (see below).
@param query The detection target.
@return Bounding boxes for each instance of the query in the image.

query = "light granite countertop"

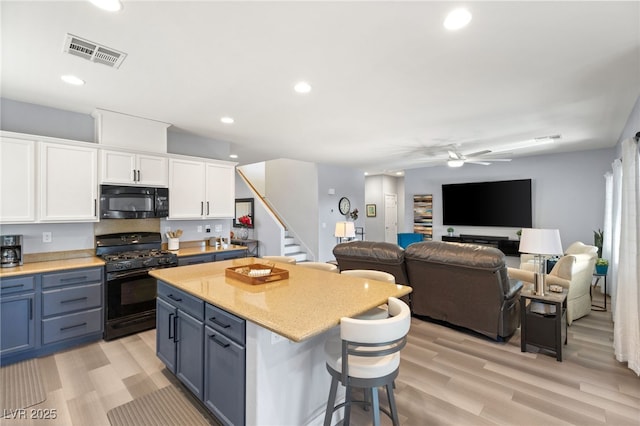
[150,257,412,342]
[0,244,247,278]
[170,244,247,257]
[0,257,106,277]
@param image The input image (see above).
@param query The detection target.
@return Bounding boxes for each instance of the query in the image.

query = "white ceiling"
[2,1,639,174]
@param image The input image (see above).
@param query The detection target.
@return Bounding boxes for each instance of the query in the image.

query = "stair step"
[288,252,308,262]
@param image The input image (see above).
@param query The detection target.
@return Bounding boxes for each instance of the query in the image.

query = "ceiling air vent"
[63,33,127,69]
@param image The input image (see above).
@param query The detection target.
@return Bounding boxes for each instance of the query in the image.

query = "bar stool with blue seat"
[323,297,411,426]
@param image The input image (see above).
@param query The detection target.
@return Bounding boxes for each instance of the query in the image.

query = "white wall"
[403,147,615,249]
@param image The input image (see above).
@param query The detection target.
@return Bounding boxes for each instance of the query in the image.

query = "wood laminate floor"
[2,303,638,426]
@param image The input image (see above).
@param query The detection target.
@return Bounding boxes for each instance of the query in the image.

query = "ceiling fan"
[446,149,512,167]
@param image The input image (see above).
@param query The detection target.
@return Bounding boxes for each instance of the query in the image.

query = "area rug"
[107,385,211,426]
[0,358,47,415]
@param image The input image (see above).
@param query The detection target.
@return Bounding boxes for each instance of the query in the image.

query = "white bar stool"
[260,255,297,264]
[298,262,339,272]
[341,270,396,320]
[323,297,411,426]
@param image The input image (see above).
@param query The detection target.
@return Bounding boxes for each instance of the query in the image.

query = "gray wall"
[365,175,403,242]
[403,147,615,249]
[317,163,365,261]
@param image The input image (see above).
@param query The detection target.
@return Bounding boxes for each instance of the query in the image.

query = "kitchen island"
[150,257,412,426]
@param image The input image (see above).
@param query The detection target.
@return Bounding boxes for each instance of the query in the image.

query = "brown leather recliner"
[333,241,409,285]
[405,241,522,340]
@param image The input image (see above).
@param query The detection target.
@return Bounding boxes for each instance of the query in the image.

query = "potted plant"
[447,227,454,237]
[593,229,604,258]
[595,258,609,275]
[516,229,522,240]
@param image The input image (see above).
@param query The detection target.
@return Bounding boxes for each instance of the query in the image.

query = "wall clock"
[338,197,351,215]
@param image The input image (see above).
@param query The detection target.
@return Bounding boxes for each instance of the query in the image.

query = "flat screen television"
[442,179,532,227]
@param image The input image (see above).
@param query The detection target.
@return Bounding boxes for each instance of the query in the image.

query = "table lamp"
[334,221,355,244]
[519,228,563,295]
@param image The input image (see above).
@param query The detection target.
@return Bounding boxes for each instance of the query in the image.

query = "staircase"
[283,233,308,263]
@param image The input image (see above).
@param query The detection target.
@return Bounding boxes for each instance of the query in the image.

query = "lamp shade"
[519,228,563,255]
[334,221,356,238]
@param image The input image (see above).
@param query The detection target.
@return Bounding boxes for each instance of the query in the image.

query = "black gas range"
[96,232,178,340]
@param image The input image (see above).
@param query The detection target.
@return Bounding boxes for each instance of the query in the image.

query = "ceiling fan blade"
[465,149,492,157]
[447,150,461,160]
[466,157,512,162]
[466,161,491,166]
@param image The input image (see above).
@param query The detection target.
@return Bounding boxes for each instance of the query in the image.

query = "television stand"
[442,234,520,256]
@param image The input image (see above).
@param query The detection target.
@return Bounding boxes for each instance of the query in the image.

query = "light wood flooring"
[2,302,639,426]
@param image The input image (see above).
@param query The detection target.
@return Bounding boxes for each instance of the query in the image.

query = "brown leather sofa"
[333,240,523,340]
[405,241,522,340]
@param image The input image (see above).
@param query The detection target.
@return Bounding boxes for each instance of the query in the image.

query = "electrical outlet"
[197,226,203,233]
[42,232,52,243]
[205,225,211,233]
[214,224,222,232]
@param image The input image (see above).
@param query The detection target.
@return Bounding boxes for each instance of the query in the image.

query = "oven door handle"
[107,269,153,281]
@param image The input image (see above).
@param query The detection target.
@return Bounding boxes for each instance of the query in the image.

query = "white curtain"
[613,138,640,375]
[602,172,614,298]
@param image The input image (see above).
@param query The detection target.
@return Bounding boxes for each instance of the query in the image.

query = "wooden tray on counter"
[225,263,289,285]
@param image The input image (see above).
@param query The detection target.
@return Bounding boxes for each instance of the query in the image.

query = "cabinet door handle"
[168,313,174,340]
[60,296,88,304]
[201,201,204,216]
[94,199,97,216]
[29,299,33,320]
[60,322,87,331]
[60,276,87,283]
[167,294,183,302]
[3,284,24,290]
[132,169,137,182]
[209,316,231,328]
[206,201,210,216]
[174,315,179,343]
[137,170,141,182]
[209,333,230,348]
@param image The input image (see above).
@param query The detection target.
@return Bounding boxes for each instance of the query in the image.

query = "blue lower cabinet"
[157,282,205,400]
[1,292,35,356]
[204,326,245,426]
[176,310,204,399]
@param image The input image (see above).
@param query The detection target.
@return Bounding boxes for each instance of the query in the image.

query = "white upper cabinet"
[168,158,235,219]
[205,163,235,218]
[40,142,98,222]
[100,149,168,187]
[0,137,36,223]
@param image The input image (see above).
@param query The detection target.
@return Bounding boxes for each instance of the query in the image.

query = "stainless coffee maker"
[1,235,23,268]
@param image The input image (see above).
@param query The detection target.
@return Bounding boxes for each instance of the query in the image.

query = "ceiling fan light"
[447,159,465,168]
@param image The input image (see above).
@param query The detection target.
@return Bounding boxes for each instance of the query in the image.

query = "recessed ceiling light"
[447,159,465,168]
[444,8,472,30]
[294,81,312,94]
[220,117,234,124]
[229,154,238,159]
[61,75,85,86]
[89,0,122,12]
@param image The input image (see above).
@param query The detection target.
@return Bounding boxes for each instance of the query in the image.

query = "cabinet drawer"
[157,281,204,321]
[215,250,245,261]
[42,283,102,317]
[178,254,215,266]
[42,308,102,345]
[205,304,245,345]
[1,275,35,295]
[42,267,102,289]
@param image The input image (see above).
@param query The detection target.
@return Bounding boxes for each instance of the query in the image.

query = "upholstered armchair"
[510,241,598,325]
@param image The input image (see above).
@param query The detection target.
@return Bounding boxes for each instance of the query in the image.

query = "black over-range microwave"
[100,185,169,219]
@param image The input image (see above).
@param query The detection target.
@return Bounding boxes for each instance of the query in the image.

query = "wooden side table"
[230,238,259,257]
[520,289,567,361]
[591,273,607,311]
